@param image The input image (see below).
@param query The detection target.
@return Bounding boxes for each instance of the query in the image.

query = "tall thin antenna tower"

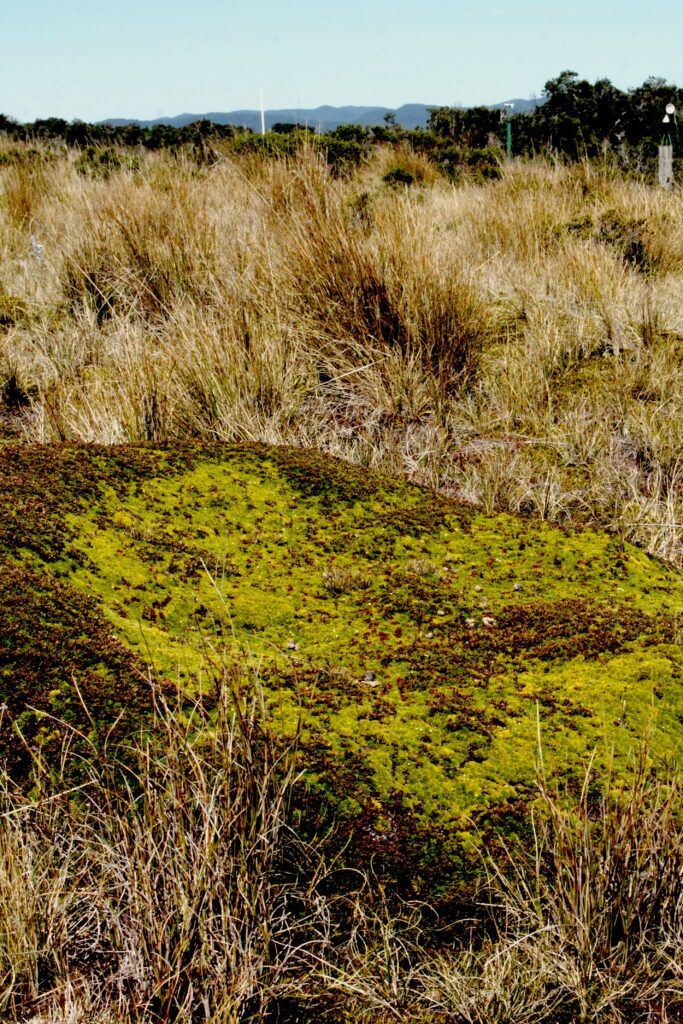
[259,88,265,135]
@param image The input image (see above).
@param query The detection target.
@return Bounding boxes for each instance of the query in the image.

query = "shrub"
[382,165,417,188]
[75,145,139,179]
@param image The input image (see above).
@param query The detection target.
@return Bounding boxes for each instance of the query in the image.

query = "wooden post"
[659,145,673,188]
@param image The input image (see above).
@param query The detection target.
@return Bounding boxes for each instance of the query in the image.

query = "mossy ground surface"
[2,441,683,897]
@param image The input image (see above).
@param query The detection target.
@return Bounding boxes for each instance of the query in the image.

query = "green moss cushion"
[2,442,682,898]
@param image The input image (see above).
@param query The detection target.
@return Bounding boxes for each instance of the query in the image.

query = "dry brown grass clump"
[3,694,682,1024]
[2,142,683,561]
[0,680,319,1024]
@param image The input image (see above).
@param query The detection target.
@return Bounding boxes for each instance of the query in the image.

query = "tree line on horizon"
[0,71,680,179]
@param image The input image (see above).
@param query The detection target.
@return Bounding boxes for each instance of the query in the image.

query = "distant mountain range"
[101,99,539,132]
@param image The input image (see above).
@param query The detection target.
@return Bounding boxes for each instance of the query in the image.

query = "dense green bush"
[382,165,417,187]
[75,145,139,178]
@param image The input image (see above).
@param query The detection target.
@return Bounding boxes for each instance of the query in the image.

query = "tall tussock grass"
[1,140,683,561]
[277,166,486,389]
[0,680,316,1024]
[477,751,683,1024]
[60,179,218,322]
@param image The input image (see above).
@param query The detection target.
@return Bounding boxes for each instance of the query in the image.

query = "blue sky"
[2,0,681,122]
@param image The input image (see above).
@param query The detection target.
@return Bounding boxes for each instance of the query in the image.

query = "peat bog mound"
[2,440,682,898]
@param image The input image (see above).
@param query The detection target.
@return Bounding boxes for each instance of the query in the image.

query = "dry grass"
[472,750,683,1023]
[0,674,322,1024]
[2,143,683,560]
[0,672,681,1024]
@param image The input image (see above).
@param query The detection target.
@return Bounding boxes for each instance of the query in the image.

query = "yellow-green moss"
[1,440,682,898]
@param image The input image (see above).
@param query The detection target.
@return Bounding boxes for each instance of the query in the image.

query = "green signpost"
[502,102,514,162]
